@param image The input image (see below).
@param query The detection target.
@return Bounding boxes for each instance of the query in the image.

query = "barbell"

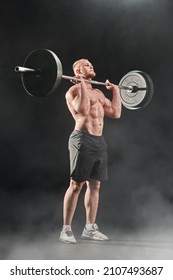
[15,48,154,110]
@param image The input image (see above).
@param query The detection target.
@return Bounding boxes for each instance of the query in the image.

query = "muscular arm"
[104,82,122,119]
[65,79,90,115]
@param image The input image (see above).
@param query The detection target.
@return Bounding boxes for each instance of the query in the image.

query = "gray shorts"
[68,130,108,182]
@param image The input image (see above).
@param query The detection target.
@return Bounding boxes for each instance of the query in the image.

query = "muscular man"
[59,59,122,243]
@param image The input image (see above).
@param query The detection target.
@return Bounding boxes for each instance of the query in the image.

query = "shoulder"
[65,84,80,100]
[93,88,105,97]
[94,88,107,102]
[95,88,111,107]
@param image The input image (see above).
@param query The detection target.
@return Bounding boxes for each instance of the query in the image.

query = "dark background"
[0,0,173,242]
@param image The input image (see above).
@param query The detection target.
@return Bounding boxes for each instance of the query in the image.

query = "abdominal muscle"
[74,101,105,136]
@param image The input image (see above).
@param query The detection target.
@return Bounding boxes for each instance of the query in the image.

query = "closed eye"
[85,63,93,68]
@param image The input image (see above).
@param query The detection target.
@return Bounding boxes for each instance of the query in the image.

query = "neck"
[83,77,93,89]
[85,81,93,89]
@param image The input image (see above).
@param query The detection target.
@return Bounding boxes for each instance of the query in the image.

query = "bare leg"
[63,179,85,226]
[84,179,101,224]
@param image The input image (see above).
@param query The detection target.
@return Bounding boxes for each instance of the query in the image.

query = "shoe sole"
[59,238,76,244]
[80,235,108,241]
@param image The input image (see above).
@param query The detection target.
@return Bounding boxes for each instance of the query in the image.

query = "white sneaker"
[81,224,109,241]
[59,230,77,244]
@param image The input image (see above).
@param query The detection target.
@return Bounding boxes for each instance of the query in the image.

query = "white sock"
[85,224,94,231]
[63,225,71,232]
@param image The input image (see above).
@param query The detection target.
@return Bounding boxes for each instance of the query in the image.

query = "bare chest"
[87,89,105,107]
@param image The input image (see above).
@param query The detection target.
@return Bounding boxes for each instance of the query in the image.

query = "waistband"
[71,130,103,139]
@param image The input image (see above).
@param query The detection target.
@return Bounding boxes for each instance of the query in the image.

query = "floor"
[1,227,173,260]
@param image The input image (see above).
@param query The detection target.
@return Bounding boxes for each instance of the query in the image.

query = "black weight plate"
[21,49,62,97]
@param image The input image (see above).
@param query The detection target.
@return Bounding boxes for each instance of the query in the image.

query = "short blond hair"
[72,58,87,74]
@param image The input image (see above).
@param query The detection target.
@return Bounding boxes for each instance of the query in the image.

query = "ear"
[75,68,82,75]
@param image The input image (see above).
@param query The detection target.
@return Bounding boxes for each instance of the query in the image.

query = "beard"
[85,71,96,79]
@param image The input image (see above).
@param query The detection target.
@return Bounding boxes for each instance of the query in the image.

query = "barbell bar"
[15,49,154,109]
[15,66,146,92]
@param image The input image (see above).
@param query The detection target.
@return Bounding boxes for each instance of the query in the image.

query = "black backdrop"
[0,0,173,235]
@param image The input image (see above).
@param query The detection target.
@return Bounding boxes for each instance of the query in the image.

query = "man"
[59,58,122,243]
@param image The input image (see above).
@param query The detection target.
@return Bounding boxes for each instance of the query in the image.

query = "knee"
[88,180,101,191]
[70,180,85,193]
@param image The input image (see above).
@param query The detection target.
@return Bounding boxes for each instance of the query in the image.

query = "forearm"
[111,87,122,118]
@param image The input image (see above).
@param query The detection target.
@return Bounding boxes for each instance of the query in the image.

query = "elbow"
[111,104,122,119]
[113,114,121,119]
[116,114,121,119]
[80,110,89,116]
[113,109,122,119]
[77,107,89,116]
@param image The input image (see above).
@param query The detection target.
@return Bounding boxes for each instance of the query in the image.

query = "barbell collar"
[15,66,41,76]
[15,66,36,73]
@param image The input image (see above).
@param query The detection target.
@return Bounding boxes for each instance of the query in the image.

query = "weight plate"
[119,70,153,110]
[133,70,154,109]
[21,49,62,97]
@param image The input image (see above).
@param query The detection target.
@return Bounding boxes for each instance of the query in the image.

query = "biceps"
[71,95,81,111]
[104,99,113,113]
[104,99,116,118]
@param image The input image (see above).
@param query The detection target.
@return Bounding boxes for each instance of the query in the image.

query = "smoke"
[101,90,173,230]
[1,228,173,260]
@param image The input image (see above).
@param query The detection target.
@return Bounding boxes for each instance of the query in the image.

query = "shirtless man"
[59,59,122,243]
